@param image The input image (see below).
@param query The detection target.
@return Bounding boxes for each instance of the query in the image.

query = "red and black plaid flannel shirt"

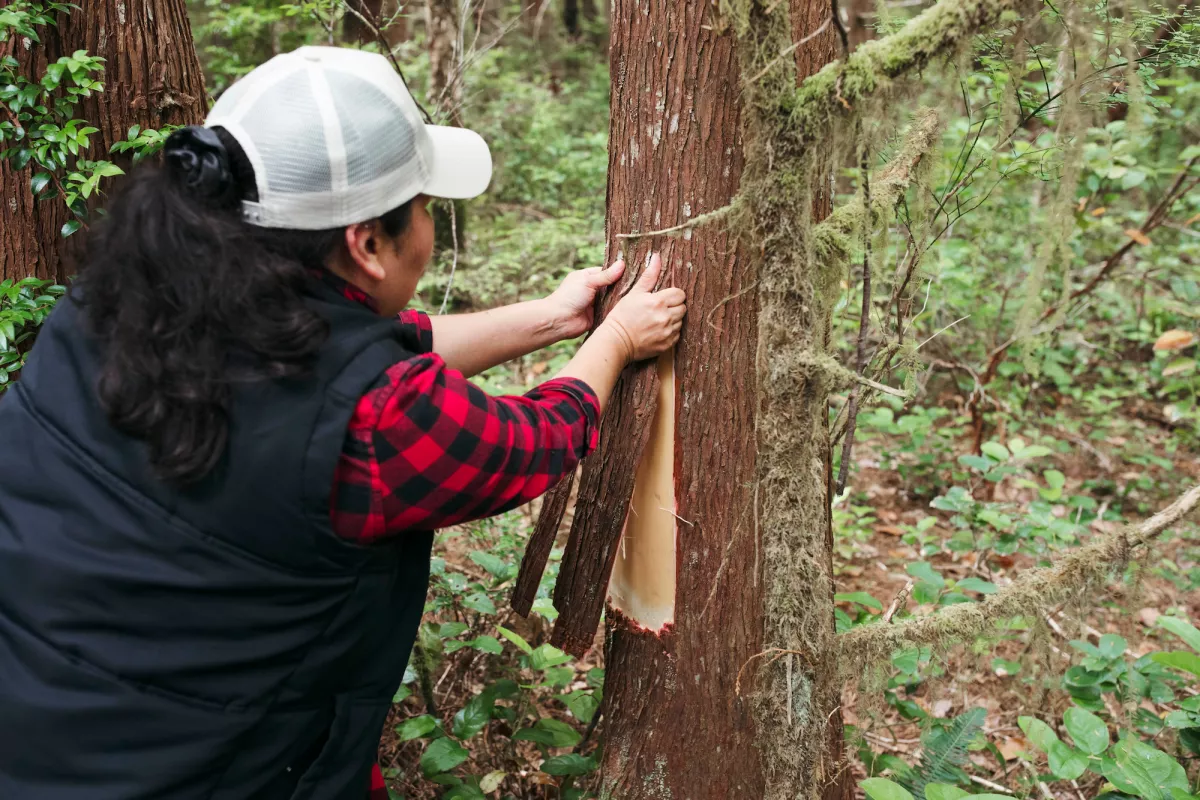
[314,271,599,798]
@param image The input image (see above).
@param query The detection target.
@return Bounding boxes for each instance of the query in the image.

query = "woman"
[0,46,684,799]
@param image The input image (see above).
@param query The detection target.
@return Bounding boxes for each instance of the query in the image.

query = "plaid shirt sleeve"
[329,312,600,543]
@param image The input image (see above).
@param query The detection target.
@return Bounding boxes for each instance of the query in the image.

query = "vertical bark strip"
[593,3,762,797]
[511,468,573,616]
[1,0,207,282]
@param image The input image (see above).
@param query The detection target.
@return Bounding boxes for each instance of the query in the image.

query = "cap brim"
[423,125,492,200]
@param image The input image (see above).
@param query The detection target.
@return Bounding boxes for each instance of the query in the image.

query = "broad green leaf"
[391,684,412,703]
[980,442,1010,462]
[539,754,596,777]
[1151,651,1200,678]
[924,785,969,800]
[479,771,506,793]
[452,692,494,739]
[962,795,1015,800]
[1063,707,1109,755]
[420,737,469,777]
[906,561,945,588]
[462,592,496,615]
[860,778,915,800]
[469,550,510,578]
[60,219,81,237]
[496,626,533,654]
[1097,634,1127,658]
[1157,617,1200,653]
[444,785,485,800]
[835,591,884,611]
[435,622,469,639]
[1043,469,1066,489]
[466,635,503,655]
[561,690,600,723]
[1048,740,1088,780]
[529,643,572,670]
[955,577,998,595]
[1012,444,1052,459]
[396,714,439,741]
[513,717,581,748]
[958,454,994,471]
[1018,716,1060,753]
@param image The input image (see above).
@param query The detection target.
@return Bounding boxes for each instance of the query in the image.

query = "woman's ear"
[344,221,388,283]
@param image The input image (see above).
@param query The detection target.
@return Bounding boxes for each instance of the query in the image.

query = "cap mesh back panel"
[236,69,333,197]
[327,71,421,189]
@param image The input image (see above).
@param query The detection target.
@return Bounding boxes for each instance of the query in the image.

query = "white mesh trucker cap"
[205,46,492,230]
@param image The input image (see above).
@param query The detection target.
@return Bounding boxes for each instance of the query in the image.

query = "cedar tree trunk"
[0,0,206,283]
[516,0,851,797]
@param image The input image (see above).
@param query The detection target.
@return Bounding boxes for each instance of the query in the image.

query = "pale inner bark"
[607,351,677,630]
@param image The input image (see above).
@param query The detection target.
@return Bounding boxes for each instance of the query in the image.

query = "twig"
[970,774,1015,794]
[574,709,603,753]
[836,147,873,496]
[748,16,834,83]
[614,202,737,242]
[706,281,759,333]
[338,1,433,123]
[1022,759,1054,800]
[439,200,460,315]
[883,579,914,623]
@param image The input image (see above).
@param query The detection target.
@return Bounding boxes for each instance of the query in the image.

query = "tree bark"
[516,0,847,797]
[343,0,385,43]
[0,0,207,283]
[426,0,467,256]
[598,2,761,795]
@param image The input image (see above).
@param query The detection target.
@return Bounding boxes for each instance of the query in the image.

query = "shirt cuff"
[396,310,434,354]
[531,377,601,456]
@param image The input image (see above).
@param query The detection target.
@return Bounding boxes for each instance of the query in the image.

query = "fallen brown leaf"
[1154,330,1195,351]
[1125,228,1152,246]
[998,736,1030,760]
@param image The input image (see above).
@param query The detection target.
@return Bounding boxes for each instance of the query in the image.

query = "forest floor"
[377,362,1200,799]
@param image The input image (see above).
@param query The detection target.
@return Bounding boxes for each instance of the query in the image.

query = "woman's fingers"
[634,252,663,291]
[659,287,687,307]
[592,260,625,287]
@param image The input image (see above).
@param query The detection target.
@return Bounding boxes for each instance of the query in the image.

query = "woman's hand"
[598,253,686,363]
[545,261,627,340]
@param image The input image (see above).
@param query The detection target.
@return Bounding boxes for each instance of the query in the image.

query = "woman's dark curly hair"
[74,127,412,485]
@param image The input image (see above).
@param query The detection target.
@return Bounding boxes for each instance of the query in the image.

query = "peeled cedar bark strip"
[548,358,660,658]
[511,468,574,616]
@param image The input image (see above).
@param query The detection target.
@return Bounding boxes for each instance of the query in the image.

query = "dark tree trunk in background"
[563,0,580,37]
[426,0,466,255]
[0,0,206,283]
[343,0,384,43]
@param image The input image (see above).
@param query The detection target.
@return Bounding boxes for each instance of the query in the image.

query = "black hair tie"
[164,126,234,203]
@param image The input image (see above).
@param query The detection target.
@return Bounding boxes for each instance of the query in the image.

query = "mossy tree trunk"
[0,0,207,283]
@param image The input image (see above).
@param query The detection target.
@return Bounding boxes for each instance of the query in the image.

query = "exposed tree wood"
[0,0,207,283]
[511,468,574,616]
